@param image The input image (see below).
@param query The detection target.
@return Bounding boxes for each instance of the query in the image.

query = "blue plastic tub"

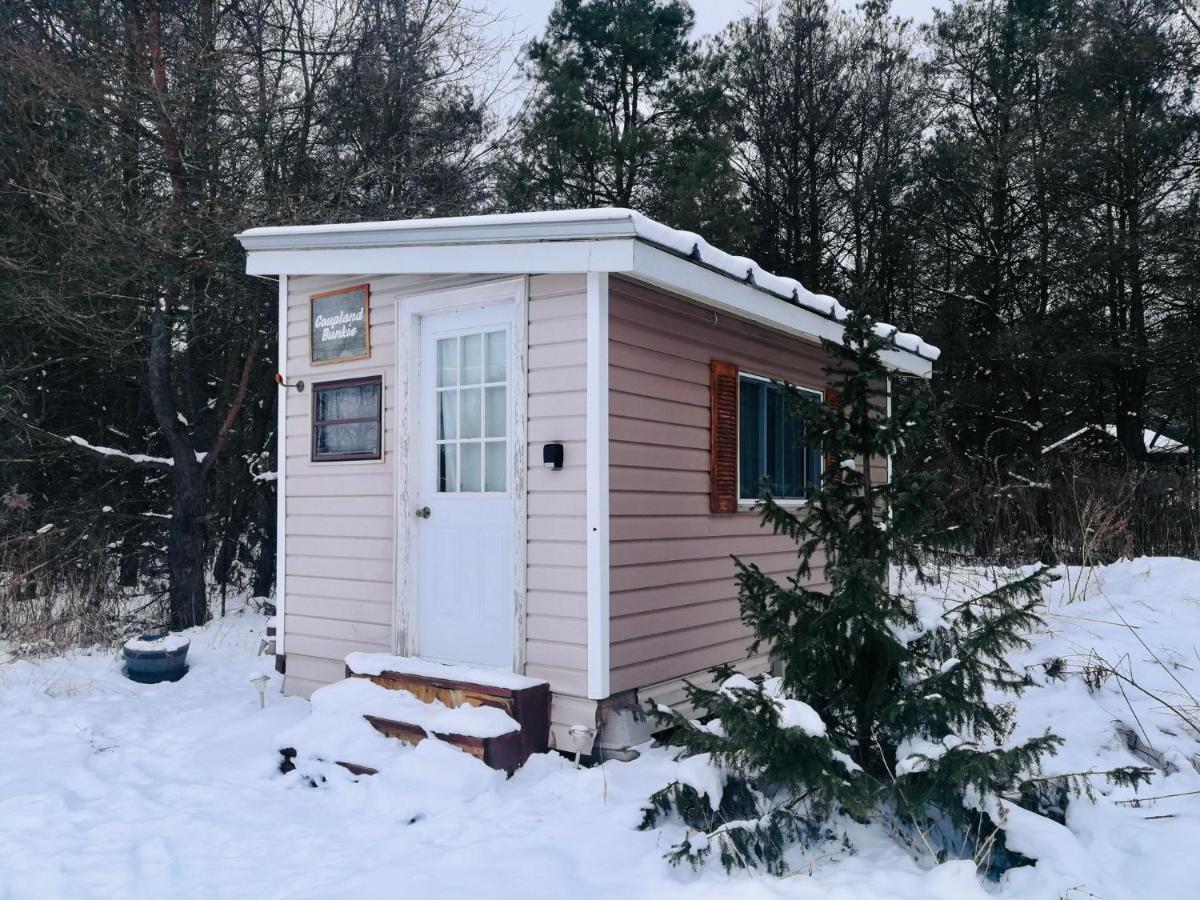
[123,629,190,683]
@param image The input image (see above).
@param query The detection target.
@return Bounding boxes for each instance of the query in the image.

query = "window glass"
[738,376,820,501]
[460,441,482,492]
[438,443,457,492]
[459,387,481,439]
[315,383,375,421]
[485,331,507,383]
[437,337,457,387]
[315,422,379,458]
[312,378,382,461]
[460,333,482,385]
[484,386,506,438]
[484,441,506,492]
[739,379,764,499]
[433,326,509,494]
[438,391,457,440]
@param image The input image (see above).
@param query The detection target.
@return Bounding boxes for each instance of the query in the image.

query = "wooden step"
[279,748,378,778]
[345,654,551,762]
[279,669,544,777]
[363,714,529,773]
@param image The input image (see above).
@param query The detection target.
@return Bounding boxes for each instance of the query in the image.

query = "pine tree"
[640,311,1065,874]
[499,0,742,244]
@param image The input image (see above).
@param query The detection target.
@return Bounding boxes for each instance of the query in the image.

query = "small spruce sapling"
[639,311,1067,874]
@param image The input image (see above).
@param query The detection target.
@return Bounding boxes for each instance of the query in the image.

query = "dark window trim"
[311,375,383,462]
[736,372,823,505]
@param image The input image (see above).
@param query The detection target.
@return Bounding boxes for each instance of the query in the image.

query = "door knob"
[415,506,431,519]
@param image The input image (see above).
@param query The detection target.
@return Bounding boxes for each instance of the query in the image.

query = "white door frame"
[393,277,529,672]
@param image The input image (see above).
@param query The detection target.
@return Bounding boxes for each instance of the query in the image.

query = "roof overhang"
[237,209,935,378]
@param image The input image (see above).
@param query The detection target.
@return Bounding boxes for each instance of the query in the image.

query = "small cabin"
[237,209,936,756]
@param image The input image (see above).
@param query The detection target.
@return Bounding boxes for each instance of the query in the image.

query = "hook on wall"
[275,372,305,392]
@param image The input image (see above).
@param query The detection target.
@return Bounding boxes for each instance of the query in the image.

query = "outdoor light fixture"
[274,372,304,392]
[249,672,271,710]
[543,443,564,470]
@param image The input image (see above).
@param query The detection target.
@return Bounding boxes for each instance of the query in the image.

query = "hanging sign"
[310,284,370,364]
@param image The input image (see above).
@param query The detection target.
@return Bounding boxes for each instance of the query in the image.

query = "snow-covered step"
[345,653,547,691]
[344,653,551,764]
[279,677,531,775]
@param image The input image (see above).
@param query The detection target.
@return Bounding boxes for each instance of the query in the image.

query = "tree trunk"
[167,458,208,629]
[148,305,211,629]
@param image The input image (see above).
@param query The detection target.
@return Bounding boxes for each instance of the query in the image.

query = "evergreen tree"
[640,313,1070,874]
[500,0,742,243]
[722,0,857,293]
[1062,0,1200,461]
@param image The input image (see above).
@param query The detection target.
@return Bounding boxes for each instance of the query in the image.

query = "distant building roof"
[1043,424,1189,456]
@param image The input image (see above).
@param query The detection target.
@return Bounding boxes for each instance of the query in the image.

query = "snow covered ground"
[0,558,1197,899]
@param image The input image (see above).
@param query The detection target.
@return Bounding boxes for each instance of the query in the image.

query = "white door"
[415,305,515,668]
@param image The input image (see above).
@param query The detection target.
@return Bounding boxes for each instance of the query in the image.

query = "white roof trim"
[237,208,939,374]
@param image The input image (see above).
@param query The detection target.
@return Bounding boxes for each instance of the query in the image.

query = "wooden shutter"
[710,360,739,513]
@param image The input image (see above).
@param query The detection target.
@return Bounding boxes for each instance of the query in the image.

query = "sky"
[480,0,945,114]
[486,0,944,106]
[494,0,943,49]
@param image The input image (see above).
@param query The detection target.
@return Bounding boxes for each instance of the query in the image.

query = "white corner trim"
[275,274,288,657]
[393,293,421,657]
[586,271,611,700]
[512,277,530,674]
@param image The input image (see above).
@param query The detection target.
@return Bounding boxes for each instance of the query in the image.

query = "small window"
[738,374,821,502]
[312,376,382,461]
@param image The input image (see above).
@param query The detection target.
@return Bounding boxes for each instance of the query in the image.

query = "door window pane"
[485,442,506,492]
[485,330,507,383]
[461,333,482,385]
[438,391,457,440]
[460,442,482,492]
[460,387,481,439]
[485,386,506,438]
[437,337,457,387]
[438,443,457,492]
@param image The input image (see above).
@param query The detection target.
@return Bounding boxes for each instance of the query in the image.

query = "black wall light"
[543,442,564,470]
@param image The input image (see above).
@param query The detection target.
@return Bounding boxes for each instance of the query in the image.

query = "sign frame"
[309,283,371,365]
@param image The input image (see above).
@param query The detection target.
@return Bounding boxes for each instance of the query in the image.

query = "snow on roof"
[1043,424,1189,455]
[238,208,939,363]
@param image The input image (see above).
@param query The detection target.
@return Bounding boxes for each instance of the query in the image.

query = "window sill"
[738,499,810,511]
[307,453,387,466]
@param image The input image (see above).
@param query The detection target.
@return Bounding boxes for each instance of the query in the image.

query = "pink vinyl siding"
[524,274,590,698]
[607,276,832,695]
[282,273,494,697]
[280,272,591,702]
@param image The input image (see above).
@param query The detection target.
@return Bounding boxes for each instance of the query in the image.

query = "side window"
[737,374,822,502]
[311,376,382,461]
